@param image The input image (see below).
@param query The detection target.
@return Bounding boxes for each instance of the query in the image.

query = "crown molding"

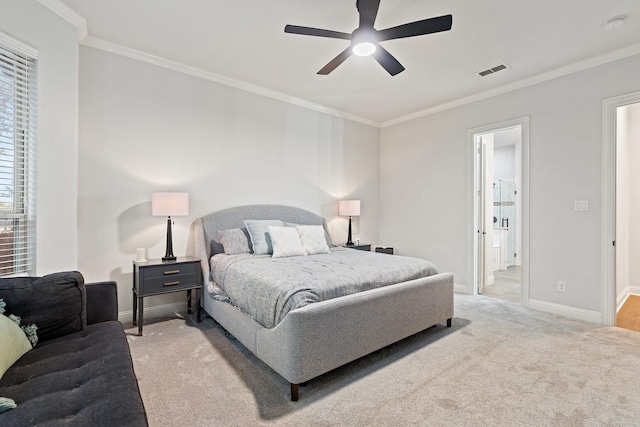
[81,36,380,128]
[33,1,640,130]
[381,41,640,128]
[38,0,88,42]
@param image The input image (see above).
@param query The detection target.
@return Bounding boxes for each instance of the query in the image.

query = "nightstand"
[374,246,395,255]
[132,256,202,336]
[340,243,371,251]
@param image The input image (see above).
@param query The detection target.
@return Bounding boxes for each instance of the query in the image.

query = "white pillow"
[268,226,307,258]
[297,225,330,255]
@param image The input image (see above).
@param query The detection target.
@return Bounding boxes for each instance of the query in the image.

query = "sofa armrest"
[86,281,118,324]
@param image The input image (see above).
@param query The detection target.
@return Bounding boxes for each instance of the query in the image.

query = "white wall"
[0,0,79,274]
[77,46,380,316]
[380,53,640,317]
[494,145,516,181]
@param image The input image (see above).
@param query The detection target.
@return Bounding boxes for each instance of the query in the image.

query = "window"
[0,39,37,276]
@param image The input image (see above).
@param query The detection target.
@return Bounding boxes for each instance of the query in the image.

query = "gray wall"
[77,46,380,316]
[380,53,640,317]
[5,0,640,323]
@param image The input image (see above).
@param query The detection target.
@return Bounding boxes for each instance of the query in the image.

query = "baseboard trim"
[454,283,469,294]
[528,299,602,324]
[617,288,631,312]
[118,302,189,324]
[617,288,640,312]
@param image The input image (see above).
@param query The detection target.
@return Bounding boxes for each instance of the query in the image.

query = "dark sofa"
[0,271,148,426]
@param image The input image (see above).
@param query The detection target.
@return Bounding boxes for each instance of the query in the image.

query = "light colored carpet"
[125,294,640,426]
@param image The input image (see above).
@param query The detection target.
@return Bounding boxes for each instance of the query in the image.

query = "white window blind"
[0,41,37,276]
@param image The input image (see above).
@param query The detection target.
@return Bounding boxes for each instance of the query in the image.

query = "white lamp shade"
[339,200,360,217]
[152,192,189,216]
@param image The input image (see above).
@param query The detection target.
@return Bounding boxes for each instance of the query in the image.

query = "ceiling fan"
[284,0,452,76]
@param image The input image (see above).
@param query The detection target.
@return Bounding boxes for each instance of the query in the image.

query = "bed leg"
[447,318,452,327]
[290,383,299,402]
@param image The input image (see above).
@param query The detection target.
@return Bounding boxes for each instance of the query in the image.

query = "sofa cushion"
[0,271,86,342]
[0,321,148,427]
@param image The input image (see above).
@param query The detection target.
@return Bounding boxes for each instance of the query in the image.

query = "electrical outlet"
[557,281,566,292]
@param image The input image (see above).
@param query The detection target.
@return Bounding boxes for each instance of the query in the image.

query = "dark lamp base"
[346,215,354,246]
[163,216,177,262]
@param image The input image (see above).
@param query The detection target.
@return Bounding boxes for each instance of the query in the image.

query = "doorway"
[469,118,530,306]
[602,92,640,326]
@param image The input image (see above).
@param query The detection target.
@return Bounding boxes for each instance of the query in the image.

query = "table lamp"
[152,192,189,261]
[339,200,360,246]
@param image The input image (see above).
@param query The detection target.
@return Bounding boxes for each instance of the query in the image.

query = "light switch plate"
[574,200,589,211]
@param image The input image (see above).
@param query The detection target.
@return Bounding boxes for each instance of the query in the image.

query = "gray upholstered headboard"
[195,205,330,282]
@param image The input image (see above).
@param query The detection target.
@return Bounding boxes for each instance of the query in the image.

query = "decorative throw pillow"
[219,228,251,255]
[297,225,331,255]
[0,299,37,413]
[269,226,307,258]
[0,307,33,382]
[244,219,284,255]
[0,397,16,413]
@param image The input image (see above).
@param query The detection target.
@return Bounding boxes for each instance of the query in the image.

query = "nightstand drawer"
[142,263,198,280]
[142,274,199,295]
[135,260,200,296]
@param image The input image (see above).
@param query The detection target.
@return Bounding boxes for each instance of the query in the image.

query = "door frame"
[602,91,640,326]
[468,117,530,305]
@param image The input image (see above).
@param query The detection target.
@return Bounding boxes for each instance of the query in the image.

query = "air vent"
[477,63,509,77]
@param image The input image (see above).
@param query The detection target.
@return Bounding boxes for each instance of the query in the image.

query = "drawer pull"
[164,281,180,287]
[163,270,180,275]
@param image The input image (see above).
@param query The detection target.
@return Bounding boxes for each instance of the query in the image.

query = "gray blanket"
[209,248,438,328]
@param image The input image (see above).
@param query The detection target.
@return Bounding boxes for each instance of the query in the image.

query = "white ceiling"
[55,0,640,125]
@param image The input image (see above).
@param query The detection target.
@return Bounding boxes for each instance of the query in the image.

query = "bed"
[195,204,454,401]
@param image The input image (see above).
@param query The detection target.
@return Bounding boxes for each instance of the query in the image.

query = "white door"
[476,136,486,294]
[470,118,529,305]
[477,134,494,294]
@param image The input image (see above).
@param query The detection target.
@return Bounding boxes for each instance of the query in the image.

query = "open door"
[476,135,486,294]
[470,118,529,305]
[476,135,494,294]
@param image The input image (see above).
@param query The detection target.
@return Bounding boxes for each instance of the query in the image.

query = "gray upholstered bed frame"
[195,204,454,401]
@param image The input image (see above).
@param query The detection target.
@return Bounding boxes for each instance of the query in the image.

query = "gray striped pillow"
[219,228,251,255]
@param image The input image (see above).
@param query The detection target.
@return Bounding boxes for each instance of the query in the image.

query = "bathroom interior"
[481,127,522,303]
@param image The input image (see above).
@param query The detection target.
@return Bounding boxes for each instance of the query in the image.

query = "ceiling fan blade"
[377,14,453,41]
[356,0,381,28]
[317,47,353,75]
[372,44,405,76]
[285,25,351,40]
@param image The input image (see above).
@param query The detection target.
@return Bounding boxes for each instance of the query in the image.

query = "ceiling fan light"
[353,42,376,56]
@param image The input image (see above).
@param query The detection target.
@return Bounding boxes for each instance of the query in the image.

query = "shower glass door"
[493,179,516,267]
